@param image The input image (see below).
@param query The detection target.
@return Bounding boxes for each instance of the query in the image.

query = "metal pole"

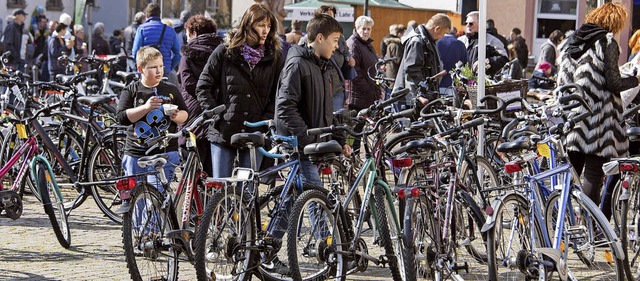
[364,0,369,16]
[477,0,487,157]
[160,0,164,17]
[87,2,93,55]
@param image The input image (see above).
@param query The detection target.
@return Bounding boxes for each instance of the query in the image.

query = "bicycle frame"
[0,136,38,192]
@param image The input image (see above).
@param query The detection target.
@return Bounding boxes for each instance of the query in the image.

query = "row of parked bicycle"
[2,51,640,281]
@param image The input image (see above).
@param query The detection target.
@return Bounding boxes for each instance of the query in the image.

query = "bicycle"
[484,90,626,280]
[118,105,225,281]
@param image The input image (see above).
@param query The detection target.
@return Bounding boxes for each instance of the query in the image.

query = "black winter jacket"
[275,45,345,150]
[179,33,223,141]
[2,22,24,64]
[196,43,284,146]
[395,25,441,94]
[346,31,381,110]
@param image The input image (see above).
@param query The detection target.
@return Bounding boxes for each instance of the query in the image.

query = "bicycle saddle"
[230,132,265,148]
[391,138,437,155]
[77,95,113,106]
[304,140,342,163]
[496,135,531,153]
[138,154,168,168]
[55,74,75,84]
[507,125,538,141]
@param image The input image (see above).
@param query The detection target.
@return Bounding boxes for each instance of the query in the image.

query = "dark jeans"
[568,151,609,214]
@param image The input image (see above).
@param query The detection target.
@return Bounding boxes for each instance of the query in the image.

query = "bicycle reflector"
[398,187,420,199]
[321,167,332,175]
[205,180,225,189]
[116,178,136,191]
[392,158,413,168]
[620,163,639,172]
[504,161,522,174]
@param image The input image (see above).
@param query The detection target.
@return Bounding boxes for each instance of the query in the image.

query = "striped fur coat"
[557,32,638,158]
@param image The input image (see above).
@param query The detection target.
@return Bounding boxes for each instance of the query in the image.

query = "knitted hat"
[538,61,552,71]
[59,13,72,26]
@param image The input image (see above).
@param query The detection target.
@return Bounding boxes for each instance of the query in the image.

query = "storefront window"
[538,0,578,15]
[536,18,576,38]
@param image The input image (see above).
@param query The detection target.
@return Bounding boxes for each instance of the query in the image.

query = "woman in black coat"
[196,3,284,178]
[178,15,223,176]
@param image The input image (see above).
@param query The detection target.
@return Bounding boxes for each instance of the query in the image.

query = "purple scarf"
[241,44,266,69]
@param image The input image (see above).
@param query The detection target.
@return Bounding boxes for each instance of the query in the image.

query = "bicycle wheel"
[612,178,640,280]
[122,183,179,281]
[36,160,71,248]
[404,191,438,279]
[88,133,126,224]
[1,128,37,199]
[486,192,544,280]
[459,156,499,209]
[455,190,488,263]
[374,184,414,281]
[545,189,624,280]
[287,188,345,281]
[194,183,255,281]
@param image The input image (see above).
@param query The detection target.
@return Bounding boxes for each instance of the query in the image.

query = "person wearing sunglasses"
[458,11,508,76]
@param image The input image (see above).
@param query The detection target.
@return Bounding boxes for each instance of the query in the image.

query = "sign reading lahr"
[285,7,354,22]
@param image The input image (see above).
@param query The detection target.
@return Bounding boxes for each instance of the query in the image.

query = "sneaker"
[263,257,291,276]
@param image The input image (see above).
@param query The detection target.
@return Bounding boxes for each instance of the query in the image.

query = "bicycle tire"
[403,191,437,279]
[545,189,624,280]
[374,184,414,281]
[286,188,346,281]
[37,160,71,248]
[122,183,179,281]
[88,133,126,224]
[612,179,640,280]
[456,190,488,263]
[486,192,544,280]
[459,155,499,209]
[194,183,255,281]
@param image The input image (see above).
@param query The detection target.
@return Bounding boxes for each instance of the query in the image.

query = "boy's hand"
[145,96,163,111]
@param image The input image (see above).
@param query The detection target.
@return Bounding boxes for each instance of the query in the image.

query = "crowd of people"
[3,1,640,234]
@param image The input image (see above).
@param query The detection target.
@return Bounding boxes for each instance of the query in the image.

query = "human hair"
[306,13,343,43]
[486,19,495,28]
[185,15,217,36]
[511,27,521,35]
[161,18,174,27]
[630,29,640,54]
[507,43,517,60]
[314,5,337,16]
[585,2,627,35]
[466,11,479,19]
[388,24,397,33]
[355,16,374,29]
[291,20,302,32]
[136,46,163,68]
[73,24,84,33]
[549,29,564,45]
[227,3,281,58]
[113,29,122,37]
[393,24,406,35]
[426,13,451,30]
[145,3,161,18]
[55,23,66,33]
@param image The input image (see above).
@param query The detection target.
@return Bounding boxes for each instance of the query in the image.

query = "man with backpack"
[132,3,181,84]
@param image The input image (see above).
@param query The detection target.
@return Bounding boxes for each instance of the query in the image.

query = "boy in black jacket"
[275,13,351,187]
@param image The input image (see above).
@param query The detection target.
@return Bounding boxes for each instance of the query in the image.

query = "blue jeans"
[122,151,180,235]
[271,159,324,239]
[210,143,264,178]
[333,91,345,111]
[122,151,181,193]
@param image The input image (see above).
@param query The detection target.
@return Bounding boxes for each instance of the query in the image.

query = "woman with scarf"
[557,2,640,217]
[196,3,284,178]
[178,15,223,176]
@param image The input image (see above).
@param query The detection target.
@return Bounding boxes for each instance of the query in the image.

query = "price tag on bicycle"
[16,123,27,139]
[537,143,551,158]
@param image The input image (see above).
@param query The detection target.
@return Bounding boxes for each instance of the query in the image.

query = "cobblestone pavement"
[0,189,491,280]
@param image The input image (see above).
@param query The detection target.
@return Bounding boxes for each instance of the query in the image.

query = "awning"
[284,0,354,22]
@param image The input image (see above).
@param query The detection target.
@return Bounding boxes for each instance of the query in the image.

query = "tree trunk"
[185,0,206,16]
